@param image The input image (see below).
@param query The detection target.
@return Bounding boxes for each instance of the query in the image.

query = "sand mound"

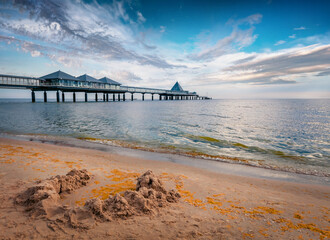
[84,170,180,221]
[15,169,91,217]
[16,169,180,229]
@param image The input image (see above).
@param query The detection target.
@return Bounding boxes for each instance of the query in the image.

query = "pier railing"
[0,74,41,86]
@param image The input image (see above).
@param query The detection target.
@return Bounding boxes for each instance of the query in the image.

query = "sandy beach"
[0,137,329,239]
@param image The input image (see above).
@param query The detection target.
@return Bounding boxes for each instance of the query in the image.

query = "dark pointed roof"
[77,74,99,82]
[40,70,77,81]
[171,82,184,92]
[98,77,121,85]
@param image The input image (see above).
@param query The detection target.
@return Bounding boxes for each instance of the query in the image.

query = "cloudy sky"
[0,0,329,98]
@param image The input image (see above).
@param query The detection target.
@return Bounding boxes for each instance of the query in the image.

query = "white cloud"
[227,13,262,26]
[160,26,166,33]
[274,40,286,46]
[188,14,262,61]
[189,27,258,61]
[137,11,146,23]
[192,44,330,87]
[30,50,41,57]
[294,26,306,30]
[289,34,296,39]
[0,0,177,69]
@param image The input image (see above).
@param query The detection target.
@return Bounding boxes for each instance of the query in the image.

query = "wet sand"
[0,137,329,239]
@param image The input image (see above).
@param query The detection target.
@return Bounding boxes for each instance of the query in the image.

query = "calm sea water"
[0,99,329,176]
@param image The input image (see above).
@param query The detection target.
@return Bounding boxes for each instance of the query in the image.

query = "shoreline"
[2,133,329,185]
[0,137,329,239]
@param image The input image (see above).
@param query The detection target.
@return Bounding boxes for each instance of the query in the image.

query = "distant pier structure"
[0,70,211,102]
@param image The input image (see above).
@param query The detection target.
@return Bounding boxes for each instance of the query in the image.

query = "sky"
[0,0,329,99]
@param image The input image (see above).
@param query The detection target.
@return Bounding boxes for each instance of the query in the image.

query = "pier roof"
[171,82,184,92]
[40,70,77,81]
[98,77,121,85]
[77,74,99,82]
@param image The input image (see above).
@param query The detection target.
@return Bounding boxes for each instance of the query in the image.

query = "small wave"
[77,136,330,178]
[184,134,308,162]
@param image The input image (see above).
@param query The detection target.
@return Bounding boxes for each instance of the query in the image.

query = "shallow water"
[0,99,329,176]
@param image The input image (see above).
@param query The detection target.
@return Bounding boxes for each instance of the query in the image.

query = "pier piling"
[151,94,154,101]
[142,93,145,101]
[95,93,98,102]
[73,92,76,102]
[62,91,65,102]
[113,94,115,101]
[123,93,125,101]
[118,94,120,101]
[106,93,109,102]
[56,91,60,102]
[31,90,35,103]
[85,92,88,102]
[131,93,134,101]
[43,91,47,102]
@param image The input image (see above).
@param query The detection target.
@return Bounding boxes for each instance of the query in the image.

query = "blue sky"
[0,0,329,98]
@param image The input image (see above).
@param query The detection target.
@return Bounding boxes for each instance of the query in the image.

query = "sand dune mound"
[15,169,91,217]
[84,170,181,221]
[15,169,180,229]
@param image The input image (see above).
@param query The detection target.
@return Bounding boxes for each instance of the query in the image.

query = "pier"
[0,71,211,102]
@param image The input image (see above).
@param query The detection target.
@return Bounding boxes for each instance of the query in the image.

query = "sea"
[0,98,329,180]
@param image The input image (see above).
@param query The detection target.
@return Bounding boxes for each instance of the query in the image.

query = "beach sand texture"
[0,138,329,239]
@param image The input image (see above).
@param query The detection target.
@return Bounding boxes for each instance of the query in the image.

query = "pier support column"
[106,93,109,102]
[113,94,115,101]
[73,92,76,102]
[159,95,162,101]
[123,93,125,101]
[103,93,105,102]
[56,91,60,102]
[118,94,121,101]
[142,93,145,101]
[131,93,134,101]
[85,92,88,102]
[43,91,47,103]
[62,91,65,102]
[95,93,98,102]
[31,90,35,103]
[151,94,154,101]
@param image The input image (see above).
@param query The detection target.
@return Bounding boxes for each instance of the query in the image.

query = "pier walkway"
[0,71,211,102]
